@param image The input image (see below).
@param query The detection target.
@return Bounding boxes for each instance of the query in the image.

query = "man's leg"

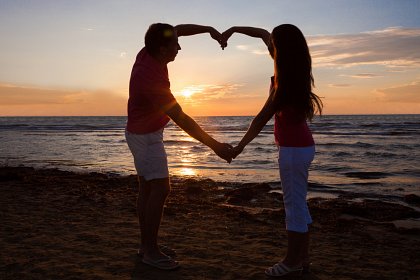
[137,176,151,249]
[142,177,171,260]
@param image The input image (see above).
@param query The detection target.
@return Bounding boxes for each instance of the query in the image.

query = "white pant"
[278,146,315,233]
[125,128,169,181]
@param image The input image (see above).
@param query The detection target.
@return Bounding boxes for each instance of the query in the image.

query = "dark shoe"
[137,245,177,258]
[142,256,180,270]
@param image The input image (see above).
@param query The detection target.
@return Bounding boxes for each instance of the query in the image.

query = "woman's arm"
[222,26,271,47]
[233,93,276,158]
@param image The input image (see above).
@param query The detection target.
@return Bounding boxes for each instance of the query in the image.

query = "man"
[125,23,232,270]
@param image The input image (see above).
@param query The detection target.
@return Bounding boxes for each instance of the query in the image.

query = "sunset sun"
[181,89,194,98]
[179,86,203,99]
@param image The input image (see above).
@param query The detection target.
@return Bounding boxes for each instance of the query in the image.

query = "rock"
[404,194,420,206]
[224,183,271,203]
[225,183,271,204]
[0,166,34,182]
[341,199,420,221]
[186,185,204,195]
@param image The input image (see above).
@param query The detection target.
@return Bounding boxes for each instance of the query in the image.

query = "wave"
[343,171,392,179]
[322,166,351,172]
[318,142,375,148]
[364,151,398,158]
[331,151,352,157]
[0,124,124,132]
[0,124,29,129]
[164,140,196,145]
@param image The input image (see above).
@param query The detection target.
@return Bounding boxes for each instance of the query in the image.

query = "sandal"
[142,256,180,270]
[302,262,312,274]
[265,262,303,277]
[137,245,177,258]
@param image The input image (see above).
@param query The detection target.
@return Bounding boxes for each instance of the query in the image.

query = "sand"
[1,166,419,280]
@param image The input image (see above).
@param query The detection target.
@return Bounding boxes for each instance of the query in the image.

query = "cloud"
[376,80,420,103]
[232,27,420,69]
[341,73,382,79]
[175,84,242,104]
[328,84,351,88]
[0,83,75,105]
[0,83,126,115]
[308,27,420,69]
[236,44,269,56]
[236,45,249,51]
[252,49,269,55]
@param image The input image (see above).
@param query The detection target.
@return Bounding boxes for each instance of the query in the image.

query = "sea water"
[0,115,419,199]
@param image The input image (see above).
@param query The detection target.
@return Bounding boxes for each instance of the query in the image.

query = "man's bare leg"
[137,176,151,249]
[141,177,172,261]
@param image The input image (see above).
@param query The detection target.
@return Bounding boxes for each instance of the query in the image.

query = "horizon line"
[0,113,419,118]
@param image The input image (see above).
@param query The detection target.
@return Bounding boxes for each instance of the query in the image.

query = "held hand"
[232,145,244,159]
[221,27,235,49]
[213,142,234,163]
[209,28,227,50]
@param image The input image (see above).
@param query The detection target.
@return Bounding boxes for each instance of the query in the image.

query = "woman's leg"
[283,230,307,267]
[278,146,314,267]
[301,226,311,271]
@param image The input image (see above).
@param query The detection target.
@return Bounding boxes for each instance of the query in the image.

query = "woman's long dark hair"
[271,24,322,121]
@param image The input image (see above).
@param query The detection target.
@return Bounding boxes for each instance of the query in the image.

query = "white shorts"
[278,146,315,233]
[125,128,169,181]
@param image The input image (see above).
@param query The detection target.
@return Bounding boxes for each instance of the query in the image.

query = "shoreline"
[1,166,419,279]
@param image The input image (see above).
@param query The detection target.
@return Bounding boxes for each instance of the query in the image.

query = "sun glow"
[181,89,194,98]
[178,86,204,99]
[179,168,197,176]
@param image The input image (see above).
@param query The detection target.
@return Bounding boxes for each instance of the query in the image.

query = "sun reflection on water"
[178,167,197,176]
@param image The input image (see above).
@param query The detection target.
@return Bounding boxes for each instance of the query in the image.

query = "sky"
[0,0,419,116]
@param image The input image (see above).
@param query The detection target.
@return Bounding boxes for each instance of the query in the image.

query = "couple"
[125,23,323,277]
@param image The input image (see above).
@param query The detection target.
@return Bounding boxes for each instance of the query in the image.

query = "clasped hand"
[213,142,244,163]
[209,27,237,50]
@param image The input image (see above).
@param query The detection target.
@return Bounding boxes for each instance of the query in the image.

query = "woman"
[223,24,323,277]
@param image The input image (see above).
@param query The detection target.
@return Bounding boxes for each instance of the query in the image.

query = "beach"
[1,166,419,280]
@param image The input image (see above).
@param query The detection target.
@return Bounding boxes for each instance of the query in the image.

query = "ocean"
[0,115,419,200]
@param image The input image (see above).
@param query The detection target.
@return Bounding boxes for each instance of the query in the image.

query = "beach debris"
[404,194,420,206]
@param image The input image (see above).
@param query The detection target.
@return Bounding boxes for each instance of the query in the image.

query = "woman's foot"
[142,254,179,270]
[137,244,176,258]
[265,262,303,277]
[302,261,311,274]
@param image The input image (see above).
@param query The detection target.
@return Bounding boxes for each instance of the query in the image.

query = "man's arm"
[222,26,271,47]
[164,102,232,162]
[174,24,218,37]
[174,24,224,47]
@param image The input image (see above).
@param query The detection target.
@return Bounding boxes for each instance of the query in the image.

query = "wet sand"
[1,166,419,280]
